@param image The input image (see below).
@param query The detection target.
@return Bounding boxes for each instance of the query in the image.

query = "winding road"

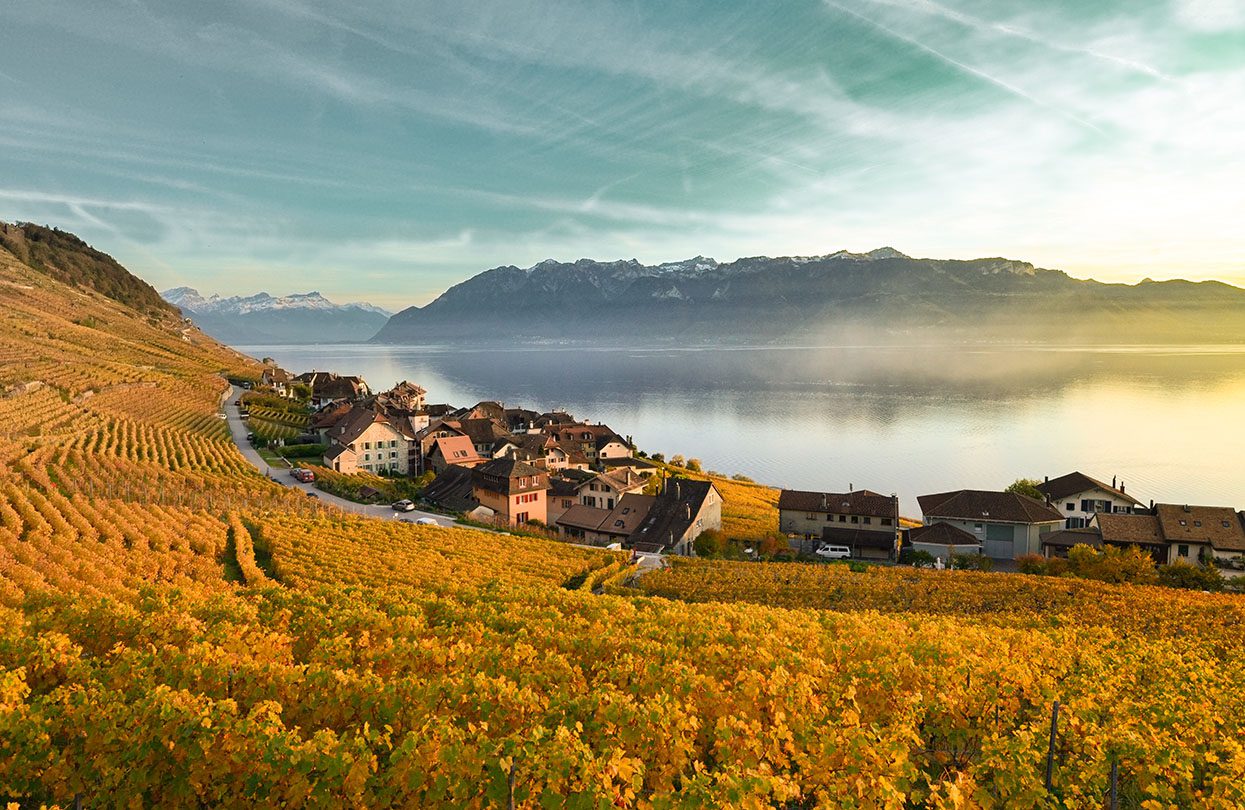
[219,385,459,528]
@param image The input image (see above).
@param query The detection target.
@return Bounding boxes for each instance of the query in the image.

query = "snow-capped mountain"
[163,288,390,317]
[163,288,392,345]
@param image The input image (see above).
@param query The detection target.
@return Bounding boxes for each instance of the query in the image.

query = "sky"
[1,0,1243,309]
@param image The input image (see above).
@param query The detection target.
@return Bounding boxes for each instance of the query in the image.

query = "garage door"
[984,524,1015,558]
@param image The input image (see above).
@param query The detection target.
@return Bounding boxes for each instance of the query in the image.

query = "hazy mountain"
[0,221,175,317]
[163,288,391,344]
[372,249,1245,345]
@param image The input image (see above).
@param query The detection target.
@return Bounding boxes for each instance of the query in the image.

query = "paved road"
[220,385,459,528]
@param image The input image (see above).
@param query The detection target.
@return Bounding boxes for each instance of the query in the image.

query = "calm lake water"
[240,343,1245,517]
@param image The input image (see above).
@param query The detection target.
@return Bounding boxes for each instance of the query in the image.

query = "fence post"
[1045,700,1060,791]
[75,792,83,810]
[1109,757,1119,810]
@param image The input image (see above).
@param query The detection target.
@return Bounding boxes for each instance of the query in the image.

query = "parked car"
[398,518,414,524]
[290,468,315,483]
[305,492,318,499]
[391,499,416,512]
[414,517,439,526]
[815,544,852,560]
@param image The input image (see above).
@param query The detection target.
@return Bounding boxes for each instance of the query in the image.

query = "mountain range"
[373,249,1245,345]
[163,288,391,344]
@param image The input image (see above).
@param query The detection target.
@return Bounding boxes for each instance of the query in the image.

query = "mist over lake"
[241,342,1245,517]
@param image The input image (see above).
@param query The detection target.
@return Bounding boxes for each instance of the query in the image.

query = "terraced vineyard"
[2,234,1244,808]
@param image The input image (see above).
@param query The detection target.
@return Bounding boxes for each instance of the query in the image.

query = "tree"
[1015,553,1048,575]
[670,454,685,467]
[650,452,664,463]
[685,458,702,473]
[757,532,789,558]
[1066,544,1158,585]
[1158,559,1224,592]
[693,529,727,557]
[1005,478,1044,500]
[900,548,935,568]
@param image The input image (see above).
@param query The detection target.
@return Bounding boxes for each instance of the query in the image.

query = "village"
[246,364,1245,581]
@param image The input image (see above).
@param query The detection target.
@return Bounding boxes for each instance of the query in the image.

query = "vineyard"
[242,398,312,443]
[2,240,1245,807]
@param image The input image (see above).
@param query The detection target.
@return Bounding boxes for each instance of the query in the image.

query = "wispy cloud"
[856,0,1172,80]
[825,2,1106,134]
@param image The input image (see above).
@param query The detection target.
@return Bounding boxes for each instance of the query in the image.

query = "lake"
[239,343,1245,517]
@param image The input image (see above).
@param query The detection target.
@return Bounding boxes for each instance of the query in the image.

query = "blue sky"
[1,0,1243,308]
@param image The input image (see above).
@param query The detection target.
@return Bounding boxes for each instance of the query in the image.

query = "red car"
[290,468,316,483]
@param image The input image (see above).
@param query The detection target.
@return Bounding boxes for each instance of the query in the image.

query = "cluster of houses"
[258,364,1243,573]
[261,364,723,555]
[778,471,1245,575]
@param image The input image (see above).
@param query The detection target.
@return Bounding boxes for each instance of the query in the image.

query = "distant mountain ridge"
[164,287,391,344]
[373,249,1245,345]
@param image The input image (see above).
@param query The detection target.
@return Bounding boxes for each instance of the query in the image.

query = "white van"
[815,544,851,560]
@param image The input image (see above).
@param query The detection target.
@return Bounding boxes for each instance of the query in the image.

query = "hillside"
[163,287,391,344]
[0,221,174,317]
[1,228,1244,807]
[374,249,1245,345]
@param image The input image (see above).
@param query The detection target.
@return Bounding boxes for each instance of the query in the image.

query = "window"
[863,517,872,525]
[806,512,818,520]
[850,515,859,524]
[516,512,528,523]
[390,451,397,459]
[364,442,371,450]
[1066,503,1075,511]
[562,499,572,508]
[839,515,846,523]
[364,453,371,461]
[1223,521,1232,528]
[1178,544,1190,557]
[881,518,893,526]
[1193,520,1202,527]
[1179,520,1187,526]
[973,523,983,532]
[390,440,397,448]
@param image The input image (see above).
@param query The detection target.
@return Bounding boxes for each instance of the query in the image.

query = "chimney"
[1112,475,1117,488]
[1044,475,1049,484]
[685,504,691,520]
[1120,481,1125,493]
[1184,504,1191,513]
[849,482,853,492]
[822,493,827,510]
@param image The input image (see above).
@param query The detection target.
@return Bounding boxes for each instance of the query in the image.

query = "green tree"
[1005,478,1044,500]
[693,529,727,557]
[1158,559,1225,592]
[685,458,702,473]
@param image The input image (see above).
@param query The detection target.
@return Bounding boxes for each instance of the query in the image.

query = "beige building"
[629,478,722,556]
[427,435,485,473]
[578,468,646,510]
[323,407,415,475]
[778,488,900,558]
